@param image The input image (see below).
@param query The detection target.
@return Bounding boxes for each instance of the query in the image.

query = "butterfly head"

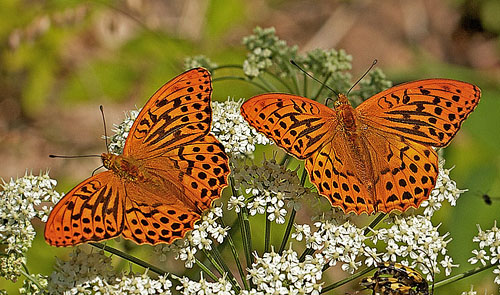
[334,93,351,108]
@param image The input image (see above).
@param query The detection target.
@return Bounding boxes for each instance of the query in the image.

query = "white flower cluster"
[211,98,271,158]
[421,159,467,217]
[372,215,457,280]
[107,109,140,155]
[155,206,229,268]
[242,27,297,78]
[230,156,312,224]
[293,217,368,273]
[47,248,172,294]
[246,247,323,295]
[468,221,500,285]
[176,275,234,295]
[0,172,62,281]
[184,55,218,72]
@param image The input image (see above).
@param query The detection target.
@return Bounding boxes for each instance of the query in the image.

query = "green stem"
[194,257,219,281]
[321,266,375,293]
[279,168,307,254]
[262,70,295,93]
[363,213,386,235]
[434,262,499,290]
[278,208,296,254]
[205,247,240,291]
[279,153,291,167]
[211,64,243,71]
[219,218,250,290]
[265,210,271,253]
[213,76,269,92]
[258,75,279,92]
[312,73,332,101]
[202,248,225,277]
[89,242,167,275]
[303,72,308,97]
[19,267,44,291]
[230,176,253,271]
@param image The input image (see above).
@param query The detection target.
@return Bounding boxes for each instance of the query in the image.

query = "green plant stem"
[279,168,307,254]
[265,210,271,253]
[262,69,295,93]
[89,242,167,275]
[212,65,243,71]
[302,73,307,97]
[213,76,269,92]
[230,176,253,272]
[364,213,386,235]
[194,258,219,281]
[278,208,296,254]
[434,262,499,289]
[219,218,250,290]
[258,75,279,92]
[321,266,374,294]
[19,267,44,290]
[208,246,240,291]
[312,73,332,101]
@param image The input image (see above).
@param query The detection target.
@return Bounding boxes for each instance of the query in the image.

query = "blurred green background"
[1,0,499,294]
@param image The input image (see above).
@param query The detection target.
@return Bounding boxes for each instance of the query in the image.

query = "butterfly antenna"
[346,59,378,96]
[92,165,105,176]
[290,59,338,96]
[100,105,110,153]
[49,154,101,158]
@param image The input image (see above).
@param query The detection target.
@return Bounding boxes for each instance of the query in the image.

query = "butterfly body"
[45,68,229,246]
[241,79,480,214]
[102,153,143,182]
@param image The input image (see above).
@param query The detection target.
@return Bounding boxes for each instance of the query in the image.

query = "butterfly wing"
[123,68,213,159]
[356,79,481,147]
[359,126,438,213]
[118,67,229,244]
[241,94,338,159]
[304,133,376,214]
[44,171,125,246]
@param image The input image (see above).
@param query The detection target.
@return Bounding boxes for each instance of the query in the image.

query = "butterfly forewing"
[357,79,480,147]
[240,94,338,159]
[123,68,213,159]
[44,172,125,246]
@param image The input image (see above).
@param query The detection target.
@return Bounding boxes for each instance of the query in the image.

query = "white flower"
[0,171,62,282]
[107,109,139,155]
[247,246,323,294]
[154,206,229,268]
[232,155,314,224]
[468,249,489,266]
[211,98,271,159]
[422,159,467,217]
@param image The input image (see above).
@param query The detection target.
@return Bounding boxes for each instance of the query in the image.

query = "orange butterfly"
[45,68,230,246]
[241,79,480,214]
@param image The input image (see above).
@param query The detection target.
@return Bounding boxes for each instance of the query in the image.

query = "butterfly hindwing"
[44,171,125,246]
[361,126,438,213]
[240,94,338,159]
[120,183,201,245]
[357,79,480,147]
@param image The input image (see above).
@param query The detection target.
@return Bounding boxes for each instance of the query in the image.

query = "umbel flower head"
[211,98,271,159]
[0,171,62,282]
